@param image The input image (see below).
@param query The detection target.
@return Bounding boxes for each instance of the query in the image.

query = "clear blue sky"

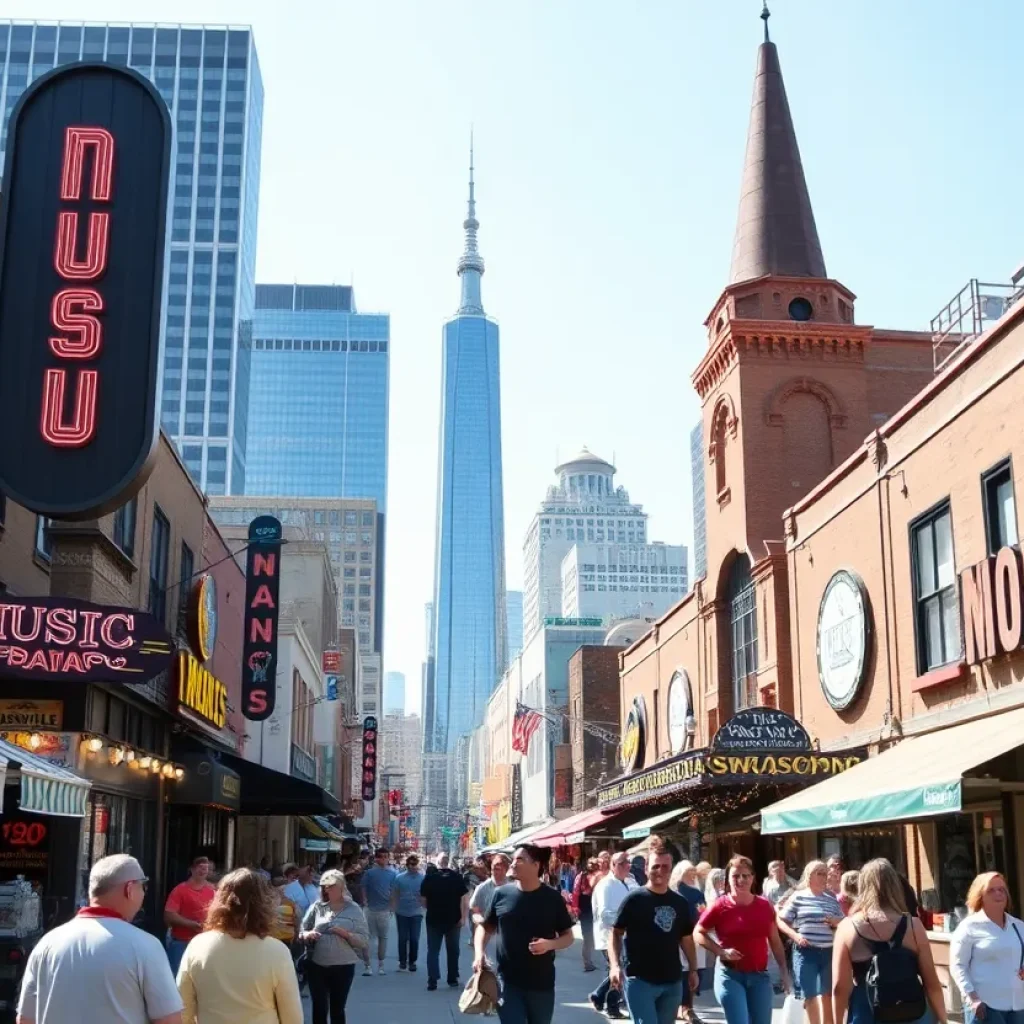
[10,1,1024,715]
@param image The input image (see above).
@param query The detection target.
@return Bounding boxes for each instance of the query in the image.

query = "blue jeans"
[426,923,461,984]
[396,914,422,968]
[793,944,832,999]
[166,938,189,978]
[497,979,556,1024]
[714,963,773,1024]
[591,950,626,1014]
[623,976,683,1024]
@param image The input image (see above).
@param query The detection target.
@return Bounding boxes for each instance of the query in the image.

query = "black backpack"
[855,915,926,1023]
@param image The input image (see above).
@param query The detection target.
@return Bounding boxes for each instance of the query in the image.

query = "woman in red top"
[573,857,602,972]
[694,855,791,1024]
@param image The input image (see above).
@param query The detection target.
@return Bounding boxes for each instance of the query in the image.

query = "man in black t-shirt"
[474,844,575,1024]
[610,839,699,1024]
[420,853,469,990]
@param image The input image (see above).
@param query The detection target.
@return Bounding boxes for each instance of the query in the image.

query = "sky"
[8,0,1024,715]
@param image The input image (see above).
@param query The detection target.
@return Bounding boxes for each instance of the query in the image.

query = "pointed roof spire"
[761,0,770,41]
[457,130,486,314]
[729,16,826,285]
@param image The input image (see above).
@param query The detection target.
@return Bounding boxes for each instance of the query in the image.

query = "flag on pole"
[512,702,543,754]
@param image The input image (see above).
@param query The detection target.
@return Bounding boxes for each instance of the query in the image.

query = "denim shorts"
[792,944,832,999]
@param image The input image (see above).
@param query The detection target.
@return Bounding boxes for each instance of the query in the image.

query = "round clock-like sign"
[816,570,870,711]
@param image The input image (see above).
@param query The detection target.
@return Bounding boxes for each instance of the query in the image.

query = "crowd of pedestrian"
[13,840,1024,1024]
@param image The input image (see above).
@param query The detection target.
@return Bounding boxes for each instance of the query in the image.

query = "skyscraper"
[506,591,523,665]
[425,150,507,765]
[0,22,264,495]
[383,671,406,715]
[245,284,390,510]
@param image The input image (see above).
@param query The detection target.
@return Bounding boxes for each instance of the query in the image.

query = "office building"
[691,422,707,583]
[561,541,687,621]
[383,671,406,715]
[425,151,507,765]
[0,23,264,494]
[506,591,523,664]
[522,449,648,640]
[208,496,382,653]
[246,284,389,511]
[381,712,423,844]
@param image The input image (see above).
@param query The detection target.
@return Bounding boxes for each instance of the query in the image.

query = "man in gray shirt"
[363,848,398,974]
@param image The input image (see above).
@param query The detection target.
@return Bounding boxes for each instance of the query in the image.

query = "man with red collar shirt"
[18,854,182,1024]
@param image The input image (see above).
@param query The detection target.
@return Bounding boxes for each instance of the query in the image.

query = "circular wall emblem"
[816,570,870,711]
[621,696,647,772]
[667,671,693,753]
[190,573,218,662]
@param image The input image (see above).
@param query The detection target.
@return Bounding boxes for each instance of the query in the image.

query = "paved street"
[302,919,789,1023]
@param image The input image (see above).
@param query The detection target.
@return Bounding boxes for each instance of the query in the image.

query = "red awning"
[529,807,614,848]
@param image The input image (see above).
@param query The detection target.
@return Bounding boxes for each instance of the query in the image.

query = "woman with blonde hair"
[176,867,303,1024]
[300,868,369,1024]
[832,858,946,1024]
[777,861,843,1024]
[704,868,726,909]
[950,871,1024,1024]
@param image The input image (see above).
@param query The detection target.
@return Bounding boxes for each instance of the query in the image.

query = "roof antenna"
[761,0,771,42]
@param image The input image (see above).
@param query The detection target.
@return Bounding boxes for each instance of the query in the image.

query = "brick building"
[568,646,620,811]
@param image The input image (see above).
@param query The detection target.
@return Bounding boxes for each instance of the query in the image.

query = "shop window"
[911,502,960,673]
[728,556,758,709]
[982,459,1018,555]
[177,542,195,637]
[936,810,1005,912]
[112,498,137,558]
[148,507,171,623]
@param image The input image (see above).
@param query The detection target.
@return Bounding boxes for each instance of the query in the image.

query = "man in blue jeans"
[420,853,468,991]
[474,844,575,1024]
[609,838,699,1024]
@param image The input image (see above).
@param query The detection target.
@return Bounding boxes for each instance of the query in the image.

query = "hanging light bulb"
[108,746,125,766]
[138,756,152,769]
[161,763,174,778]
[150,759,161,774]
[28,733,42,750]
[124,749,136,763]
[174,767,184,781]
[87,737,103,753]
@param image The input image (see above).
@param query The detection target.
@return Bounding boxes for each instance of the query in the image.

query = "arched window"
[728,555,758,709]
[714,413,728,496]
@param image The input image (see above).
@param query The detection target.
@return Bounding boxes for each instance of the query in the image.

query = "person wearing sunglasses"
[17,853,183,1024]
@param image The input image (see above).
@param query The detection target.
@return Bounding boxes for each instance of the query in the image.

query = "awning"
[622,807,688,840]
[530,807,615,848]
[480,818,554,853]
[0,738,90,817]
[170,753,241,812]
[219,752,341,816]
[761,706,1024,835]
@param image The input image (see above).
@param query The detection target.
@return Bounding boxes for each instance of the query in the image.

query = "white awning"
[0,738,90,817]
[622,807,688,840]
[480,818,554,853]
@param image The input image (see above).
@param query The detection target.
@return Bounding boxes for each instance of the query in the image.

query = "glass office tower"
[0,22,264,495]
[246,285,389,511]
[425,155,508,760]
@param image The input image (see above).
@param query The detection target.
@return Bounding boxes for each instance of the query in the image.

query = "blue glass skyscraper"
[245,284,389,511]
[0,22,263,495]
[425,154,507,758]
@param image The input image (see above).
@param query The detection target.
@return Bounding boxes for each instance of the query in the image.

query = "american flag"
[511,703,543,754]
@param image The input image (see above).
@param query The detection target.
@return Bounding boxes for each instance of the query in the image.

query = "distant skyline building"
[245,284,389,511]
[425,149,508,770]
[384,671,406,715]
[506,591,523,665]
[690,422,707,583]
[0,22,264,495]
[522,449,648,641]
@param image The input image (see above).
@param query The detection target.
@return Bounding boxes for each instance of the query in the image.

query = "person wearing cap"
[17,854,183,1024]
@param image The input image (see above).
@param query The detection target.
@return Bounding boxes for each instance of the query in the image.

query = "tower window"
[788,297,814,322]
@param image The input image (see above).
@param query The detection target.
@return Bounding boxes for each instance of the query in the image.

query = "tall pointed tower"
[425,145,508,789]
[692,8,933,719]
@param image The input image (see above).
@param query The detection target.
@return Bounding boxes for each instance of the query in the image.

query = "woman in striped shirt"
[777,861,843,1024]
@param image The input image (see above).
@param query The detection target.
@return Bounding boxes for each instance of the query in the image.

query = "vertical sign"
[242,516,282,721]
[0,63,170,518]
[362,716,378,802]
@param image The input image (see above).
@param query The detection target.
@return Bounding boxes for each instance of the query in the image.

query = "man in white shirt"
[469,853,510,932]
[590,851,638,1019]
[17,853,182,1024]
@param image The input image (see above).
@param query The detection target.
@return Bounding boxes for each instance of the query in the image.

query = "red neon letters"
[41,126,115,449]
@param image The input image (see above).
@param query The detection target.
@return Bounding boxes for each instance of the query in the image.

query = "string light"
[149,759,161,774]
[138,756,151,769]
[124,749,135,762]
[174,767,184,781]
[86,736,103,753]
[28,733,42,750]
[161,763,174,778]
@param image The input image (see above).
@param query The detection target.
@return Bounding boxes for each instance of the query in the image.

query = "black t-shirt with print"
[613,887,694,984]
[486,883,574,991]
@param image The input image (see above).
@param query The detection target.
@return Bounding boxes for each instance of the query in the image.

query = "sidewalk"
[305,918,789,1023]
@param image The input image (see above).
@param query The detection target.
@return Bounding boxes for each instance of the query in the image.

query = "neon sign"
[0,63,170,519]
[0,596,172,684]
[241,516,283,721]
[175,650,228,730]
[362,716,378,802]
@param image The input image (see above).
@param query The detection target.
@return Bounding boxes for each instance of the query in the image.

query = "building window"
[112,498,137,558]
[728,555,758,710]
[177,542,194,636]
[148,507,171,623]
[982,459,1018,555]
[35,517,52,562]
[912,501,960,673]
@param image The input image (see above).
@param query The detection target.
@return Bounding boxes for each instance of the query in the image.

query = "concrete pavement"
[303,917,790,1023]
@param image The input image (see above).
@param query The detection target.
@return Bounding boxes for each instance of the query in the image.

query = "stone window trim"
[764,376,847,430]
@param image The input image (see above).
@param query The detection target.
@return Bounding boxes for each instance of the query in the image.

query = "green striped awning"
[0,738,90,817]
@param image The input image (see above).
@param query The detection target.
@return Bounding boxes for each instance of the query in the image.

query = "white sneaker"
[378,966,386,975]
[362,967,372,977]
